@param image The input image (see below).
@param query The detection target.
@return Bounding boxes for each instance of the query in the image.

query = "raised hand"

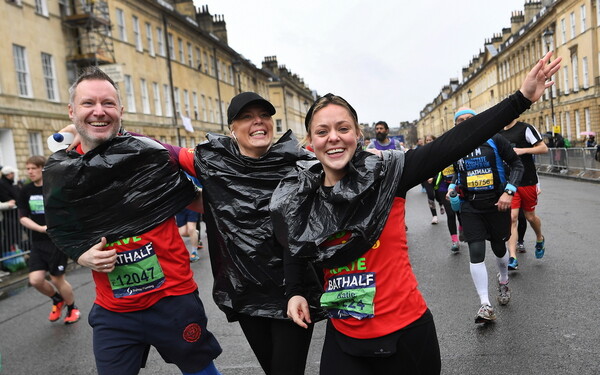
[520,51,562,103]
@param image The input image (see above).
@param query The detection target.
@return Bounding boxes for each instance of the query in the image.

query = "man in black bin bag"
[43,67,222,375]
[448,107,523,324]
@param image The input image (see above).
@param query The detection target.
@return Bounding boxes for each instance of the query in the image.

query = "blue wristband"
[505,183,517,193]
[448,183,456,190]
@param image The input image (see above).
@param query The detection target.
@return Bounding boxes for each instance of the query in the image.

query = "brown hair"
[26,155,46,167]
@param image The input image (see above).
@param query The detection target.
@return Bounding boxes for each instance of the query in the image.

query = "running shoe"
[497,281,511,305]
[197,240,203,250]
[535,237,545,259]
[517,241,526,253]
[64,307,81,324]
[439,205,445,215]
[49,301,65,322]
[475,304,496,323]
[450,242,460,253]
[190,251,200,263]
[508,257,519,270]
[431,216,438,225]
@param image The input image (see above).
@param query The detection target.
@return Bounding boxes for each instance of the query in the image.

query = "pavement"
[1,174,600,374]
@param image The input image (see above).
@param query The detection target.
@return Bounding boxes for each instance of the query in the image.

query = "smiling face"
[230,103,274,158]
[69,79,123,152]
[308,104,361,186]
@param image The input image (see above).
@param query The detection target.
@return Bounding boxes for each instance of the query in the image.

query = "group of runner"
[34,51,560,375]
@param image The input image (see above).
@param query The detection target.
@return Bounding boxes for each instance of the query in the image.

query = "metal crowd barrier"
[535,147,600,173]
[0,208,32,272]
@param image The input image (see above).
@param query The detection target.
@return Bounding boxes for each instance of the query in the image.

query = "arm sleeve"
[495,134,524,188]
[397,91,531,195]
[284,247,311,299]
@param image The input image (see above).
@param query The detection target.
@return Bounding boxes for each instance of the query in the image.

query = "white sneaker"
[475,304,496,323]
[431,216,438,225]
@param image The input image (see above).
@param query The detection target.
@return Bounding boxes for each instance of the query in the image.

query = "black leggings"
[435,190,461,236]
[237,315,314,375]
[517,208,527,242]
[468,240,507,263]
[320,314,441,375]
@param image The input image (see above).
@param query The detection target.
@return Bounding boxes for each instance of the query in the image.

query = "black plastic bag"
[196,130,324,321]
[270,150,405,269]
[43,134,195,261]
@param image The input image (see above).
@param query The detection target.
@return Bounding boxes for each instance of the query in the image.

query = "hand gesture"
[77,237,117,273]
[287,295,312,329]
[519,51,562,103]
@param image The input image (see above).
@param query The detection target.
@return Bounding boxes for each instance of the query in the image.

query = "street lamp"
[542,27,555,126]
[467,89,472,108]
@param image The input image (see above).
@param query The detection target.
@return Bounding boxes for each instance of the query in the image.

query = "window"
[116,8,127,42]
[180,138,187,148]
[201,94,207,121]
[167,33,175,59]
[208,97,214,122]
[178,38,184,63]
[215,98,221,123]
[585,108,591,133]
[565,112,571,140]
[572,54,579,92]
[276,119,283,133]
[183,89,190,117]
[203,51,209,73]
[133,16,142,52]
[569,12,576,39]
[58,0,71,16]
[210,55,215,76]
[195,48,201,69]
[35,0,48,16]
[580,5,586,33]
[582,56,589,89]
[152,82,162,116]
[174,87,181,116]
[562,66,570,94]
[28,132,43,156]
[41,53,59,101]
[140,79,150,114]
[574,110,581,136]
[164,84,172,117]
[560,18,566,45]
[187,42,193,66]
[156,27,165,56]
[124,75,136,112]
[229,65,235,85]
[192,91,199,120]
[13,44,32,97]
[598,0,600,26]
[145,23,155,56]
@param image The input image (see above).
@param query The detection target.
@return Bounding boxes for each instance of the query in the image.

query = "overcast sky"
[197,0,526,126]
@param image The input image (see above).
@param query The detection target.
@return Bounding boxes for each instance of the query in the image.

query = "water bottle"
[449,190,461,212]
[47,132,74,153]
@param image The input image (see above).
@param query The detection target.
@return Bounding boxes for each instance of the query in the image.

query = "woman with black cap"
[270,52,560,374]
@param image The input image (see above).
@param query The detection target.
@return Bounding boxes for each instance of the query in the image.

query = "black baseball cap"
[227,92,276,125]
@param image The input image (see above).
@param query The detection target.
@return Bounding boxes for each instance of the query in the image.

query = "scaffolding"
[62,0,115,68]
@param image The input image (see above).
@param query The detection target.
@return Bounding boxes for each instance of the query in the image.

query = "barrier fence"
[535,147,600,173]
[0,208,31,274]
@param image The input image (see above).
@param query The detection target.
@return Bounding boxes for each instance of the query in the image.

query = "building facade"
[0,0,314,178]
[417,0,600,146]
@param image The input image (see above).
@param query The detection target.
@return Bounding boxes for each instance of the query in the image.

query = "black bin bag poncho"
[270,150,405,269]
[43,134,196,261]
[195,130,325,322]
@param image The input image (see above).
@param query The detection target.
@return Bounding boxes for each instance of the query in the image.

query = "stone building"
[0,0,315,177]
[417,0,600,146]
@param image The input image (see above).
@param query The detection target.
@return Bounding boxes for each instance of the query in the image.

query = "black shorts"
[460,204,511,243]
[88,291,222,375]
[28,240,68,276]
[175,208,200,227]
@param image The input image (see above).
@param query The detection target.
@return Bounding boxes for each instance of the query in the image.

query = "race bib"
[466,173,493,189]
[320,272,376,320]
[108,242,165,298]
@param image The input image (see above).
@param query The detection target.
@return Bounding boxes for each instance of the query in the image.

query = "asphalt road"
[0,175,598,374]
